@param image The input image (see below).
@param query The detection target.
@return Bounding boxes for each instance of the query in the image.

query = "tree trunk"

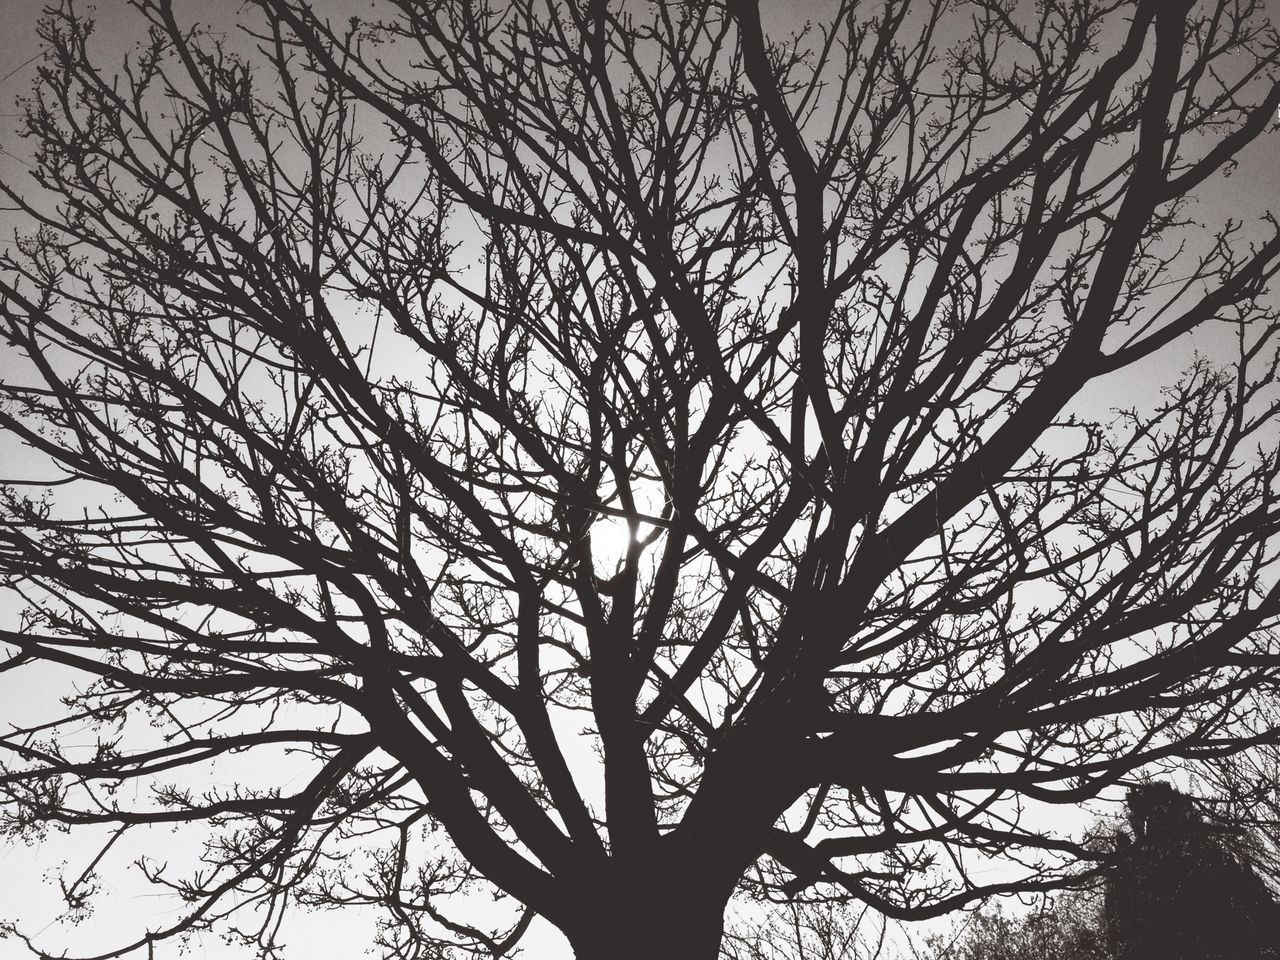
[564,872,732,960]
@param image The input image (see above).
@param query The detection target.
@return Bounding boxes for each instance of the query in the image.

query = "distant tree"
[922,891,1108,960]
[1107,783,1280,960]
[3,1,1280,958]
[1180,707,1280,885]
[926,783,1280,960]
[720,900,889,960]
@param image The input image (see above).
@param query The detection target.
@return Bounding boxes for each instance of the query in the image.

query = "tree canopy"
[2,0,1280,957]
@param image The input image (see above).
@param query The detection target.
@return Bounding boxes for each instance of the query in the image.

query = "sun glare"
[590,515,636,573]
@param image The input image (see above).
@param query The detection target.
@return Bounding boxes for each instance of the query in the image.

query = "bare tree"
[3,0,1280,957]
[721,900,889,960]
[921,891,1109,960]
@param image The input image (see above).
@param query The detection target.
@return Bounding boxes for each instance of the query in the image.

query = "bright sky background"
[1,1,1278,958]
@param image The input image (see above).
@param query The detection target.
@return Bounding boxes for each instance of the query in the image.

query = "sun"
[589,515,636,573]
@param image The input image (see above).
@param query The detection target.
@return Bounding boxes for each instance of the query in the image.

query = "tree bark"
[564,870,733,960]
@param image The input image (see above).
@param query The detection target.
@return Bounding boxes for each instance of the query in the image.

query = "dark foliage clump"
[1107,783,1280,960]
[930,784,1280,960]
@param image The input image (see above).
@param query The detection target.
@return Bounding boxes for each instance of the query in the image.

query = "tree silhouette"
[1107,783,1280,960]
[721,900,890,960]
[2,0,1280,957]
[923,892,1108,960]
[927,784,1280,960]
